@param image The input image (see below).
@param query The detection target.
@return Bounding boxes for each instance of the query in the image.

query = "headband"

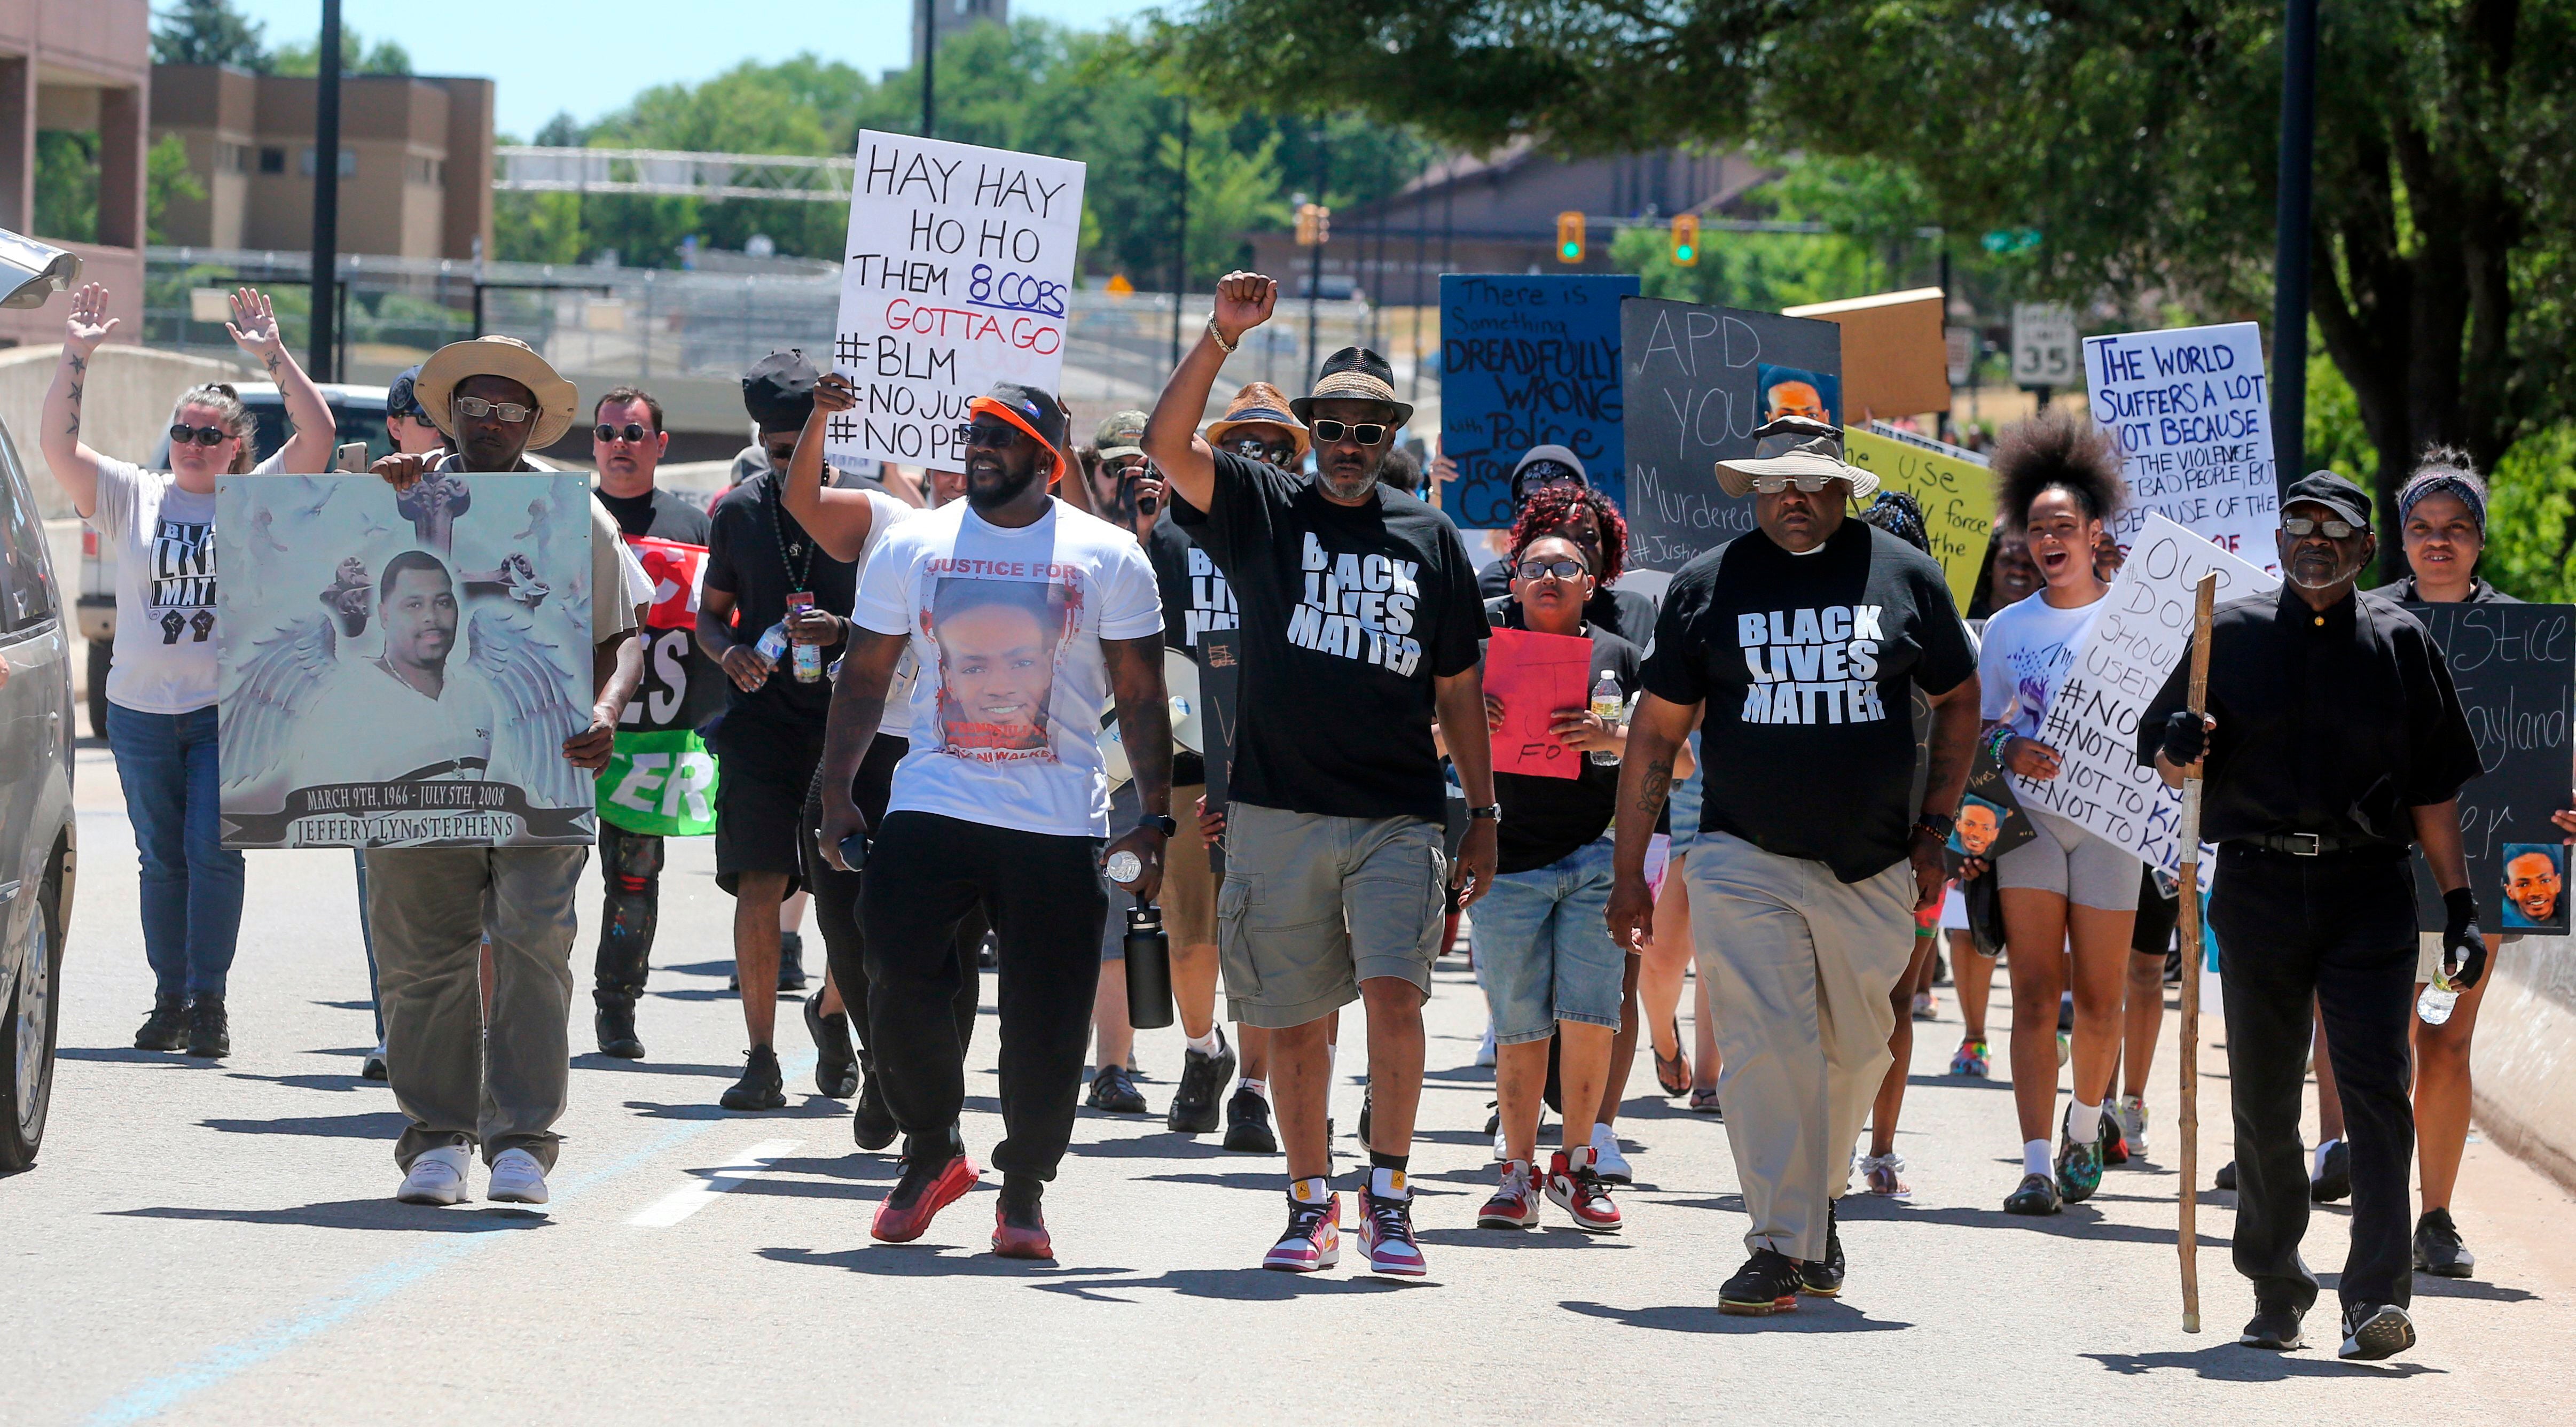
[2397,472,2487,534]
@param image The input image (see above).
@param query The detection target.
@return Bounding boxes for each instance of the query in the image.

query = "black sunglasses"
[1515,557,1590,582]
[953,418,1027,449]
[1309,419,1388,446]
[594,423,654,445]
[169,423,232,447]
[1228,435,1299,466]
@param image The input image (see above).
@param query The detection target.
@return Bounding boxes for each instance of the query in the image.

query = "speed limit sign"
[2011,303,2078,388]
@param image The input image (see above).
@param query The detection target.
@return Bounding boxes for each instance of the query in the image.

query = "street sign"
[2011,302,2077,388]
[1944,325,1976,386]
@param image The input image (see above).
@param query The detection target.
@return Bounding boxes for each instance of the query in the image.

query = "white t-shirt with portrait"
[851,496,1162,837]
[1976,589,2108,744]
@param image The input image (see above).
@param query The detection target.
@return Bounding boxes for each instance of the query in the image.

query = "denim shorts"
[1665,731,1705,854]
[1471,837,1625,1044]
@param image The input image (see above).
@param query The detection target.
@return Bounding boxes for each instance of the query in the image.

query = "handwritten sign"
[1440,274,1636,529]
[2084,322,2280,574]
[1845,423,1993,609]
[1484,627,1594,780]
[827,132,1086,472]
[2010,513,2279,876]
[2405,602,2576,933]
[1620,298,1843,573]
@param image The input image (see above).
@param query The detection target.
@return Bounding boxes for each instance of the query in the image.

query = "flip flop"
[1653,1021,1692,1097]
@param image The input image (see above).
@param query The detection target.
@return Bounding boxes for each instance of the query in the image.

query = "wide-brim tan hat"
[417,336,578,449]
[1714,415,1878,501]
[1204,381,1311,460]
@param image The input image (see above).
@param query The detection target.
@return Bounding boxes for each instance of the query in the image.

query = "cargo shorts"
[1217,801,1450,1030]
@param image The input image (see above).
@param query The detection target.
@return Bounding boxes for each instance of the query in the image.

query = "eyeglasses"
[1308,419,1388,446]
[1514,557,1589,582]
[453,396,533,424]
[1228,436,1298,466]
[593,423,653,445]
[168,423,232,447]
[953,418,1025,449]
[1749,473,1842,494]
[2283,516,2360,540]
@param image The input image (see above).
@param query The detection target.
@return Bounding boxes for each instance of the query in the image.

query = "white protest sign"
[827,131,1086,472]
[2011,513,2280,877]
[2084,321,2280,575]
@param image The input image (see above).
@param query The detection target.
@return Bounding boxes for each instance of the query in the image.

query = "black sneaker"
[2004,1172,2062,1216]
[1718,1248,1804,1316]
[361,1048,388,1081]
[2311,1140,2352,1203]
[1223,1086,1278,1152]
[2338,1302,2415,1361]
[2240,1302,2306,1350]
[851,1064,899,1151]
[2097,1107,2129,1167]
[185,996,230,1058]
[595,998,645,1059]
[1166,1030,1236,1134]
[2215,1160,2238,1191]
[804,997,858,1098]
[134,994,187,1052]
[721,1045,787,1111]
[1798,1203,1845,1296]
[2413,1207,2476,1278]
[778,931,809,992]
[1356,1089,1373,1145]
[1086,1064,1148,1114]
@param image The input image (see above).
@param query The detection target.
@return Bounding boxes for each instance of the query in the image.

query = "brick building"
[0,0,150,346]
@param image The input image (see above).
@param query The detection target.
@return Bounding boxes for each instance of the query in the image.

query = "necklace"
[767,478,814,592]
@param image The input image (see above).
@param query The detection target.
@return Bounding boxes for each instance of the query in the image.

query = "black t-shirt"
[1145,517,1236,787]
[1171,449,1487,821]
[597,485,712,544]
[704,471,856,733]
[1641,519,1976,882]
[1477,556,1659,649]
[1484,622,1643,874]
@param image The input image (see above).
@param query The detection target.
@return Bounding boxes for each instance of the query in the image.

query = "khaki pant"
[1688,832,1916,1262]
[365,845,589,1172]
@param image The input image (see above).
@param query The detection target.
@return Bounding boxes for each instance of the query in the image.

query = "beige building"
[0,0,151,346]
[150,65,494,262]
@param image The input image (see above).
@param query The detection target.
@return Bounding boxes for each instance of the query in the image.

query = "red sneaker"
[1546,1146,1623,1233]
[1262,1190,1341,1272]
[871,1151,977,1243]
[1357,1189,1428,1277]
[1478,1159,1539,1229]
[991,1202,1053,1260]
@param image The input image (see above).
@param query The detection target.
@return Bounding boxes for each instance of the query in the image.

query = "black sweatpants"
[592,821,663,1008]
[803,738,981,1061]
[2206,844,2418,1314]
[861,810,1106,1182]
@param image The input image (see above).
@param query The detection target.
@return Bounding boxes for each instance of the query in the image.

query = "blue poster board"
[1439,274,1638,530]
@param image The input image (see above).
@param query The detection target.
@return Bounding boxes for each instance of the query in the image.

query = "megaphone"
[0,230,81,310]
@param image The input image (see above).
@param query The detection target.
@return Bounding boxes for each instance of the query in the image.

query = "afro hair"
[1993,408,2127,525]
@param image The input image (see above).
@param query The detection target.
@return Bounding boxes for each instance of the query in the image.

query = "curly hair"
[1509,482,1627,583]
[1993,408,2126,525]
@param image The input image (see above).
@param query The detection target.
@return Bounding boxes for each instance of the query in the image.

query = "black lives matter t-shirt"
[1171,449,1486,821]
[1641,519,1975,882]
[1145,517,1237,787]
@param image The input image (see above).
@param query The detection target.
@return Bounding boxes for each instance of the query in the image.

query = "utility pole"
[1169,98,1188,367]
[2272,0,2318,493]
[308,0,343,382]
[1305,121,1327,380]
[919,0,937,140]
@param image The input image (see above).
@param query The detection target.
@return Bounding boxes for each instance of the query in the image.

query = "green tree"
[32,131,97,243]
[271,29,412,77]
[152,0,268,69]
[146,132,208,246]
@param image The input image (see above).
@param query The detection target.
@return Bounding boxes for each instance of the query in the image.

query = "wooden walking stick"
[2175,570,2217,1334]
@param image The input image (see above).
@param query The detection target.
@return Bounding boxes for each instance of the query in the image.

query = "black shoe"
[2215,1159,2237,1191]
[2240,1302,2306,1350]
[185,996,230,1058]
[361,1049,388,1081]
[2097,1107,2129,1167]
[1798,1203,1845,1296]
[134,994,187,1052]
[851,1064,899,1151]
[1166,1030,1236,1134]
[2338,1302,2416,1361]
[2414,1207,2477,1278]
[1086,1064,1148,1114]
[1356,1089,1373,1144]
[1718,1247,1805,1316]
[721,1045,788,1111]
[595,998,645,1059]
[2311,1140,2352,1203]
[1223,1086,1278,1152]
[2004,1172,2062,1216]
[977,933,999,970]
[778,931,809,992]
[805,997,858,1098]
[2057,995,2074,1033]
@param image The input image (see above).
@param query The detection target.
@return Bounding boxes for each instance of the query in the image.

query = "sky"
[226,1,1151,140]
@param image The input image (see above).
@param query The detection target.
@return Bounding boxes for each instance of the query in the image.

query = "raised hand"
[1211,272,1278,344]
[225,287,286,368]
[64,283,118,357]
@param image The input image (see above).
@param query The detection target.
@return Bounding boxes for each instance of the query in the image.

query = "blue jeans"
[1471,837,1624,1043]
[105,703,246,999]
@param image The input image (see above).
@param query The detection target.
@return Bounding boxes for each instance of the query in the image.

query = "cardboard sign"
[1782,288,1950,419]
[827,132,1086,473]
[2405,602,2576,934]
[2084,322,2281,574]
[1439,274,1637,529]
[1620,298,1843,573]
[1484,627,1595,779]
[2009,513,2279,876]
[1200,628,1241,883]
[1845,423,1993,609]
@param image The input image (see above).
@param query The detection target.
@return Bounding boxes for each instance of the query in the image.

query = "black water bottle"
[1123,896,1174,1030]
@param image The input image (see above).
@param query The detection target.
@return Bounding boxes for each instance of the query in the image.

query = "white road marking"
[629,1139,805,1227]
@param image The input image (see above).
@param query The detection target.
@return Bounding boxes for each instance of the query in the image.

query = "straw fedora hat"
[1203,381,1311,461]
[416,336,579,449]
[1714,415,1878,501]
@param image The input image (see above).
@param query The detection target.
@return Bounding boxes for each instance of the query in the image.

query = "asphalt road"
[8,739,2573,1425]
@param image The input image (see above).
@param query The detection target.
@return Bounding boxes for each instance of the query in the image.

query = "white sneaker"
[487,1148,550,1205]
[396,1144,472,1205]
[2114,1095,2151,1158]
[1588,1123,1634,1184]
[1474,1026,1497,1069]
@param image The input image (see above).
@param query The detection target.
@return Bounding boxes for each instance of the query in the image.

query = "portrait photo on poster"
[1951,794,2007,859]
[2500,842,2567,933]
[216,472,598,849]
[1757,363,1841,426]
[923,572,1076,761]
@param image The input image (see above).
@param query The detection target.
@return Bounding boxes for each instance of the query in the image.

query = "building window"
[299,147,357,178]
[259,146,285,174]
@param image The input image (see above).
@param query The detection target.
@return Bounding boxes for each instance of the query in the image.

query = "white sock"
[2024,1139,2053,1179]
[2068,1100,2104,1144]
[1327,1041,1339,1085]
[1240,1078,1268,1101]
[1289,1175,1329,1205]
[1185,1028,1221,1057]
[2314,1139,2342,1179]
[1370,1165,1410,1200]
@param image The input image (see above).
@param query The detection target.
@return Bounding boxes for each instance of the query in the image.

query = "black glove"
[2441,887,2487,989]
[2157,709,2210,766]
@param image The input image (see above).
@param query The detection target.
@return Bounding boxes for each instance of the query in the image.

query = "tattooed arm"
[41,282,120,518]
[1606,691,1699,952]
[228,288,335,473]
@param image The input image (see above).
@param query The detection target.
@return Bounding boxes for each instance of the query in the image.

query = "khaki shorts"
[1218,802,1448,1029]
[1164,783,1217,947]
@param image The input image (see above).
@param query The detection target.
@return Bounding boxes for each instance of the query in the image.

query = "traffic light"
[1556,210,1585,264]
[1670,214,1700,266]
[1295,202,1332,246]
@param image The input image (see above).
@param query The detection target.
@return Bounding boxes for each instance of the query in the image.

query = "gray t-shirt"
[89,451,284,715]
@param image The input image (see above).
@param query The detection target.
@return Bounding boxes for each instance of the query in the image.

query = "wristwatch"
[1138,814,1178,837]
[1914,812,1956,842]
[1468,804,1502,823]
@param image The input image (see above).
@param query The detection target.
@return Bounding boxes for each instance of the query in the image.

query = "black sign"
[1200,628,1242,883]
[1949,743,2038,876]
[2408,602,2575,934]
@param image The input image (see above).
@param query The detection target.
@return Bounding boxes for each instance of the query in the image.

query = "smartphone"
[334,441,370,473]
[837,832,870,871]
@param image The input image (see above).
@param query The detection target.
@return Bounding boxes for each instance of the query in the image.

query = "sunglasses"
[1748,473,1843,494]
[1514,557,1589,582]
[1308,419,1388,446]
[2283,516,2361,540]
[1228,435,1298,466]
[952,418,1027,449]
[168,423,233,447]
[453,395,534,424]
[594,423,654,445]
[762,440,800,463]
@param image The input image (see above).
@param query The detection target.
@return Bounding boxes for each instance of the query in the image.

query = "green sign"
[597,729,721,837]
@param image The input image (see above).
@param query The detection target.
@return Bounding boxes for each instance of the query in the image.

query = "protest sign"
[599,533,724,837]
[1782,288,1949,419]
[1439,273,1636,529]
[218,472,597,848]
[1200,628,1242,881]
[1621,298,1843,572]
[2009,513,2279,876]
[2403,602,2576,933]
[1845,422,1993,609]
[2083,322,2281,574]
[827,131,1086,473]
[1484,627,1594,780]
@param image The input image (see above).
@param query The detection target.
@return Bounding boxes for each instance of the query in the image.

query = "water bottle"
[754,621,790,664]
[2417,970,2459,1027]
[786,592,824,683]
[1123,896,1175,1030]
[1588,672,1623,766]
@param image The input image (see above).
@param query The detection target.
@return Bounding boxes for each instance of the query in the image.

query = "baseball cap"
[1094,409,1148,462]
[386,364,426,420]
[742,350,819,432]
[2282,470,2373,531]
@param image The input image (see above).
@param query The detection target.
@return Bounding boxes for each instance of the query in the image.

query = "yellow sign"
[1105,274,1135,295]
[1844,424,1993,609]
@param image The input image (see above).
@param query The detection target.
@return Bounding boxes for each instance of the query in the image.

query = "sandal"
[1653,1021,1691,1097]
[1688,1086,1723,1116]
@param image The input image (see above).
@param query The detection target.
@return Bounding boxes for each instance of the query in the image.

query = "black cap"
[386,364,425,420]
[742,349,819,432]
[2282,469,2372,531]
[977,381,1071,454]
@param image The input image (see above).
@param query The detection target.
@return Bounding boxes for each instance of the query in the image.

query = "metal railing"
[494,146,856,204]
